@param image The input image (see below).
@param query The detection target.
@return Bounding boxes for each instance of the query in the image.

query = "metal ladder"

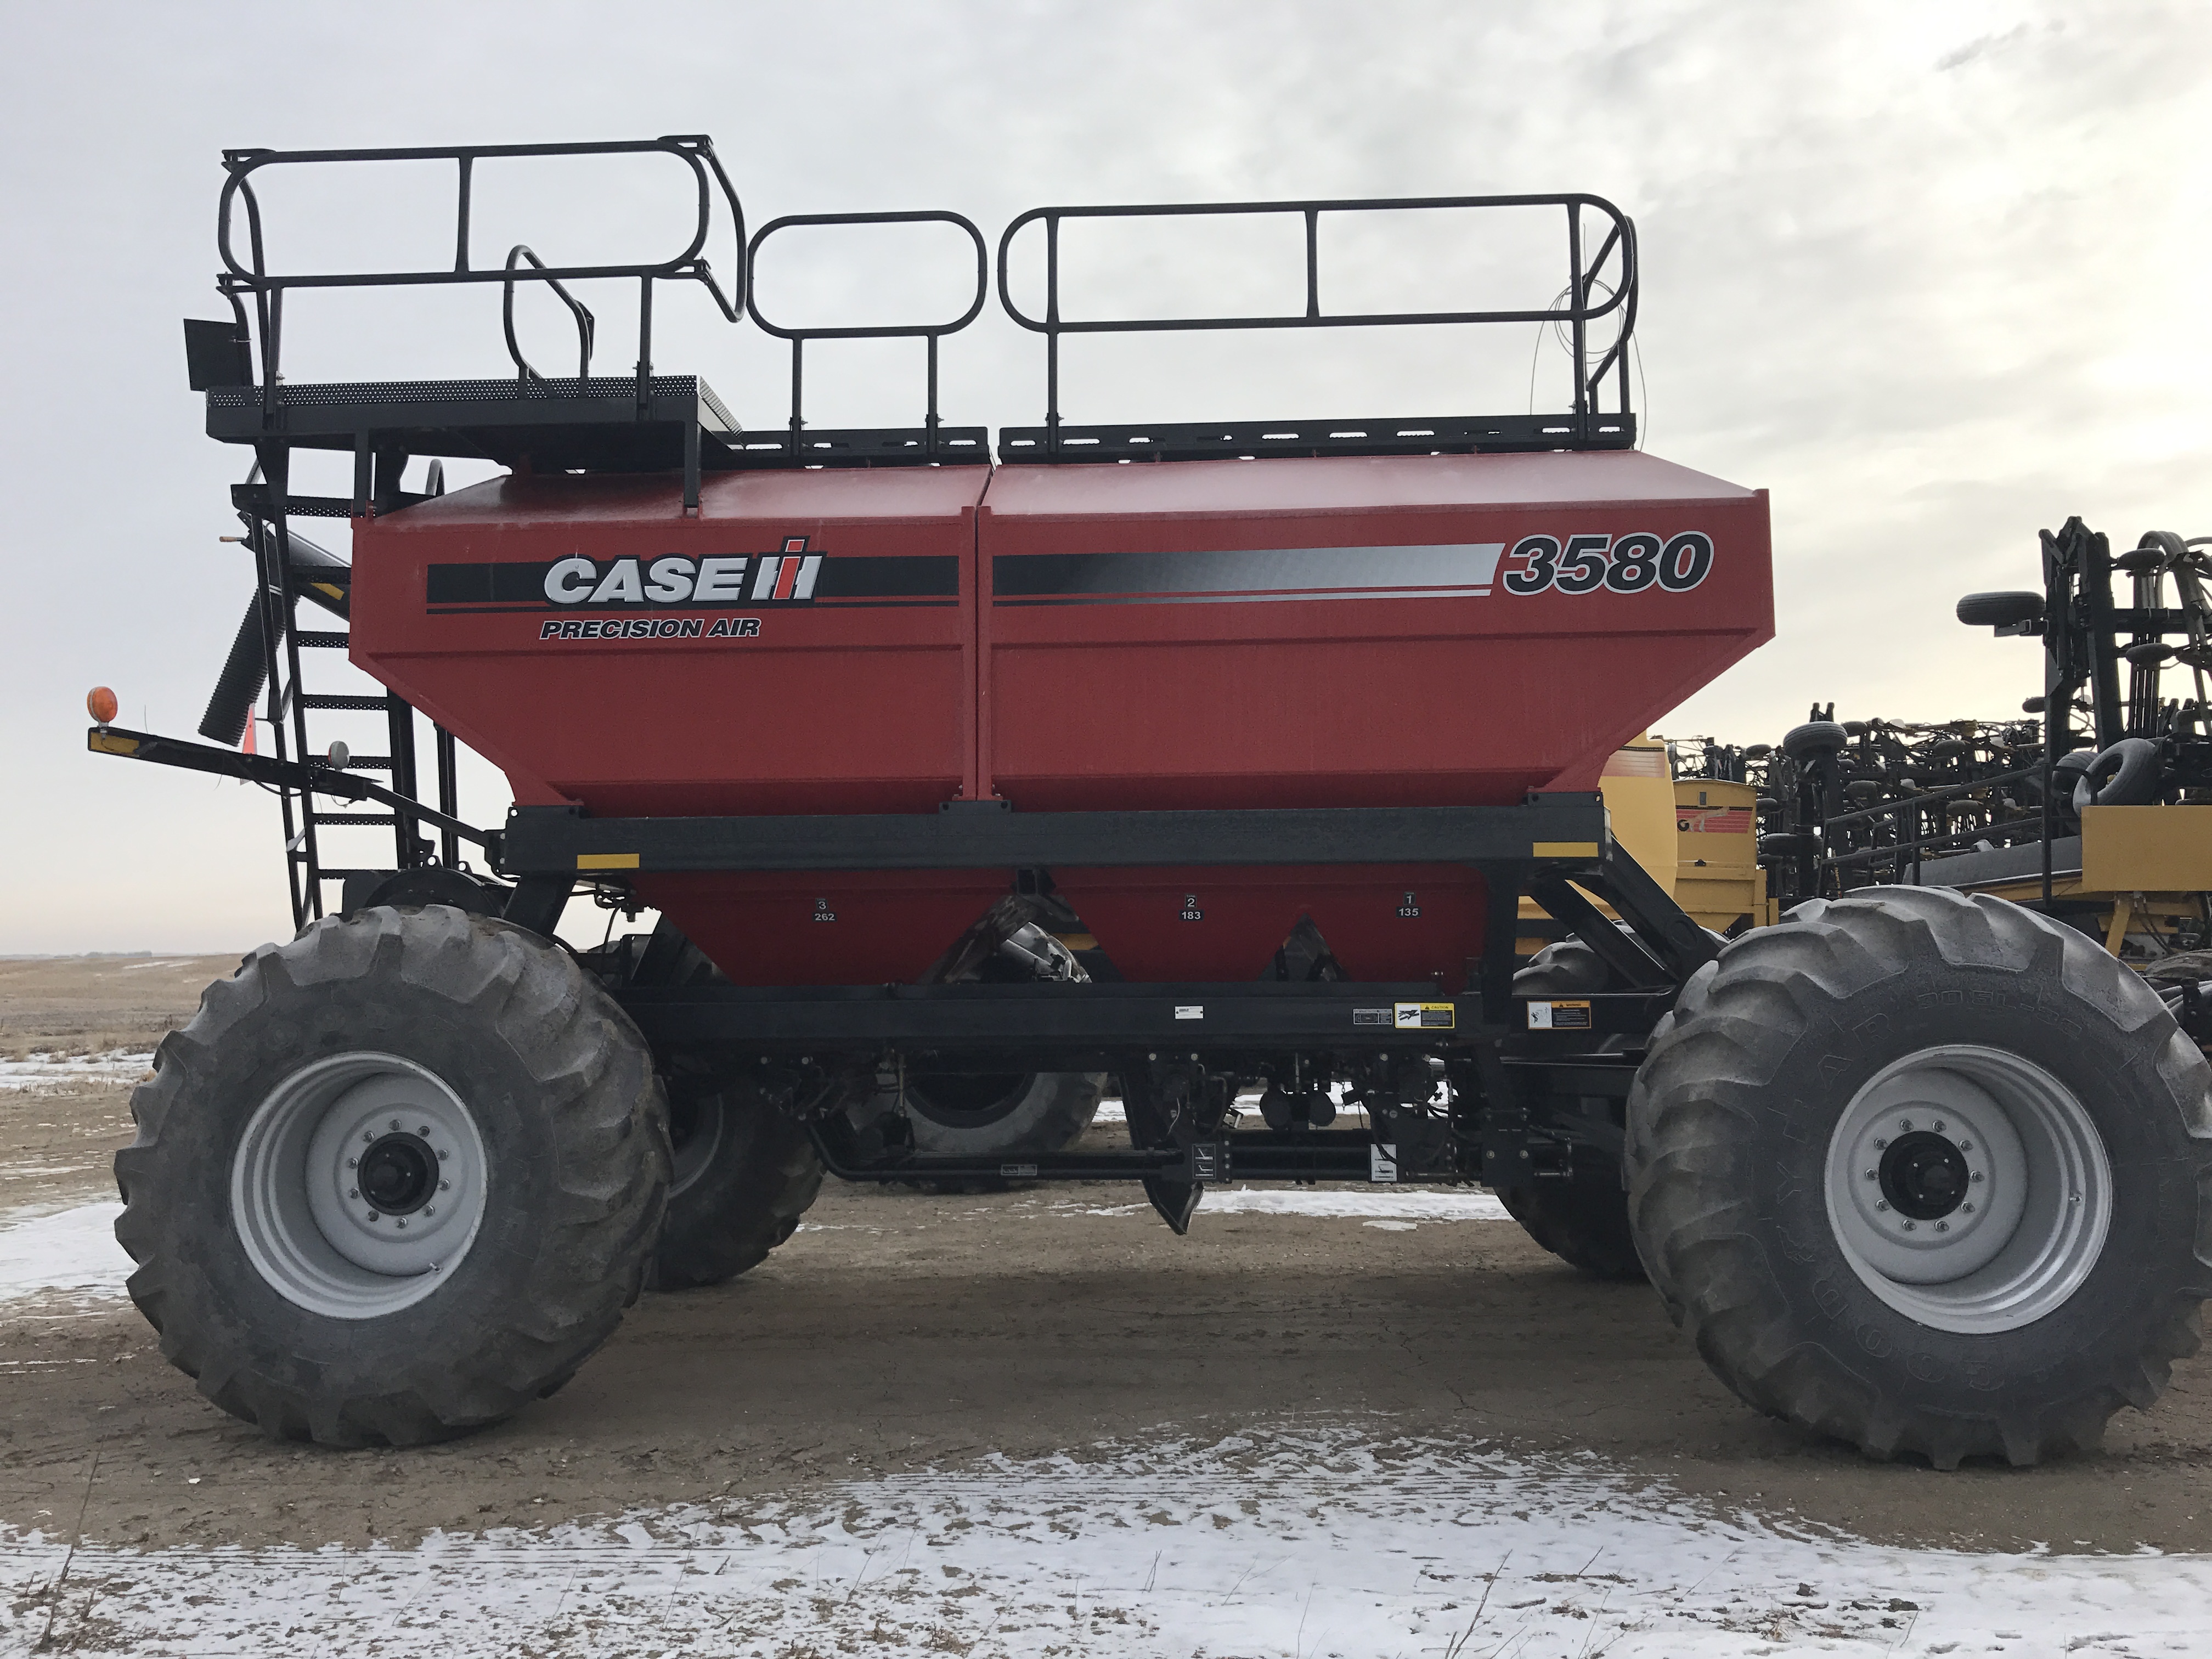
[220,457,464,931]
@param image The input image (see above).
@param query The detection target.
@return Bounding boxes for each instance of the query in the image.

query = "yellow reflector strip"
[87,731,140,756]
[1532,841,1600,859]
[577,853,641,871]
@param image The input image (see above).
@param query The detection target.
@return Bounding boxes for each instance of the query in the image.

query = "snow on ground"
[0,1201,130,1306]
[0,1051,153,1094]
[4,1423,2208,1657]
[1071,1185,1511,1223]
[0,1186,1507,1311]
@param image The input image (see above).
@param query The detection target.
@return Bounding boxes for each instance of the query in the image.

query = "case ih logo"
[424,539,960,622]
[544,538,822,606]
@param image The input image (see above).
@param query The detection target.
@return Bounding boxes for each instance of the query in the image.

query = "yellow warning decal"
[1393,1001,1455,1030]
[577,853,641,871]
[1532,841,1601,859]
[1526,999,1593,1031]
[87,731,141,757]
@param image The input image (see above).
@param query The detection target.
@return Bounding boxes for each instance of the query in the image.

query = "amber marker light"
[87,686,119,724]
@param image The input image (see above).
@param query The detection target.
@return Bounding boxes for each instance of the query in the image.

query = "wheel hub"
[358,1132,438,1216]
[1877,1130,1971,1220]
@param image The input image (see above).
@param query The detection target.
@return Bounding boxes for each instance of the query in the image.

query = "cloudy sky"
[2,1,2206,952]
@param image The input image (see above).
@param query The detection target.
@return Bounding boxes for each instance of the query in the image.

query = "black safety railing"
[214,136,747,413]
[995,193,1637,459]
[744,209,989,455]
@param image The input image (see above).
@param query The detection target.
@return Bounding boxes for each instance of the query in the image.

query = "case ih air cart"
[92,138,2211,1464]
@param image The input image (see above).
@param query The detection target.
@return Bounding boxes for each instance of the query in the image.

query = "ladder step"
[310,813,400,828]
[299,693,398,712]
[334,755,392,770]
[295,631,351,649]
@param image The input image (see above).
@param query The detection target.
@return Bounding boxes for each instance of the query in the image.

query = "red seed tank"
[351,447,1770,985]
[977,449,1770,980]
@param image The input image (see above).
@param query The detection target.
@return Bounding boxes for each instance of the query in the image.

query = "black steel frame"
[486,792,1710,1190]
[995,193,1638,460]
[496,792,1715,1025]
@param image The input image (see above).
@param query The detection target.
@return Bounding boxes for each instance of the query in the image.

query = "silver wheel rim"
[230,1051,489,1319]
[1822,1044,2111,1334]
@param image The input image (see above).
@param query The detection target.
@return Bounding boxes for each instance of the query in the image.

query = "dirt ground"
[2,955,2209,1563]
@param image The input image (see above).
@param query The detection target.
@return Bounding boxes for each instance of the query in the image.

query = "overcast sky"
[2,1,2206,953]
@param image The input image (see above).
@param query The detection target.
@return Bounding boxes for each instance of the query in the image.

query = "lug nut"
[417,1125,430,1137]
[1903,1220,1916,1231]
[1864,1169,1877,1180]
[1874,1137,1888,1150]
[368,1212,381,1223]
[1936,1221,1949,1232]
[439,1179,450,1191]
[1960,1139,1974,1152]
[1875,1199,1890,1211]
[424,1206,434,1217]
[390,1118,400,1131]
[363,1131,374,1144]
[1971,1171,1984,1183]
[348,1188,359,1200]
[347,1157,358,1169]
[1963,1202,1974,1213]
[1899,1118,1913,1131]
[438,1150,449,1161]
[396,1218,408,1228]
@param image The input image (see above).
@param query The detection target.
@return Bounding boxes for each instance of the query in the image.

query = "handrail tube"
[745,210,989,340]
[501,245,596,386]
[995,193,1636,336]
[745,209,988,437]
[996,193,1635,449]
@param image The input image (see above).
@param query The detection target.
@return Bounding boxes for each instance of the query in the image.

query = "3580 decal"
[1501,532,1714,596]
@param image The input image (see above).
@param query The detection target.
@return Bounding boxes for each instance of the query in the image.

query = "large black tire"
[896,918,1105,1164]
[1496,1148,1644,1280]
[114,906,670,1447]
[1496,939,1645,1280]
[904,1067,1105,1158]
[1780,720,1848,761]
[647,1079,824,1291]
[2072,737,2162,810]
[1627,886,2212,1467]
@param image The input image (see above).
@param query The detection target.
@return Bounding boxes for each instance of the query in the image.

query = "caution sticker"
[1393,1002,1455,1030]
[1526,1000,1593,1031]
